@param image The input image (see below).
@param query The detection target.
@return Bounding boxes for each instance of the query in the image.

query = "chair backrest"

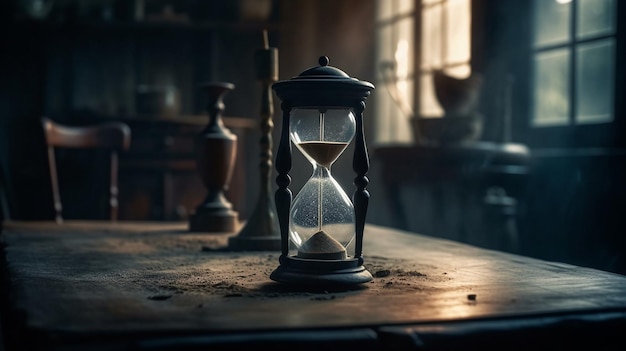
[41,117,131,223]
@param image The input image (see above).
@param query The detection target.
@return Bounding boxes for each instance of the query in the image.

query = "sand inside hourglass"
[294,140,350,260]
[297,141,349,168]
[297,230,347,260]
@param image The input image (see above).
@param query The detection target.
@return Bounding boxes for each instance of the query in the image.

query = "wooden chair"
[41,117,131,223]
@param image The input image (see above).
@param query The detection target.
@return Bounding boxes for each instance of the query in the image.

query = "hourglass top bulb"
[297,141,349,168]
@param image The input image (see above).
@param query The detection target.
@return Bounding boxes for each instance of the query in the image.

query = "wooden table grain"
[1,220,625,350]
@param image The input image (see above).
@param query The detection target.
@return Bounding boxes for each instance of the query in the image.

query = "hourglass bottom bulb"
[296,231,347,260]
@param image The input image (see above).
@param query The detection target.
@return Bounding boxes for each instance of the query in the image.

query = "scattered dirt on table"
[56,230,454,301]
[133,251,452,301]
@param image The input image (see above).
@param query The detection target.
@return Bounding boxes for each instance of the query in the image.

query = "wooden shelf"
[94,114,258,129]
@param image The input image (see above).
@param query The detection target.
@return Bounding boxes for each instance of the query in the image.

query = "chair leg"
[110,152,118,221]
[47,147,63,223]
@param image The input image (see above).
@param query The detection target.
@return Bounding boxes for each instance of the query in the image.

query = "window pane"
[377,22,395,62]
[396,0,415,14]
[373,0,415,145]
[397,17,415,73]
[446,0,471,65]
[394,38,415,115]
[532,49,570,126]
[533,0,571,47]
[576,39,614,124]
[377,0,414,21]
[376,0,393,21]
[374,76,414,144]
[422,4,442,69]
[419,72,444,117]
[577,0,615,39]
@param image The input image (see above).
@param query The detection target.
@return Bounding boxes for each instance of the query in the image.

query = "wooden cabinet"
[1,0,280,221]
[114,115,255,221]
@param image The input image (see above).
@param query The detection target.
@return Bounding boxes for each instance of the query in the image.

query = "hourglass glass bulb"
[289,108,357,259]
[291,108,356,167]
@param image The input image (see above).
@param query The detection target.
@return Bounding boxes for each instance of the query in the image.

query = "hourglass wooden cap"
[272,56,374,108]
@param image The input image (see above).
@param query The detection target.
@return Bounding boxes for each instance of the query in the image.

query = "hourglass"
[270,56,375,286]
[290,108,356,260]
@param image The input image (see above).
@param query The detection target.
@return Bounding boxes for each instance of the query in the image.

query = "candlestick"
[228,30,281,250]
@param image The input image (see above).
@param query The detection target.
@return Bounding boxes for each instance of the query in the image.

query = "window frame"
[519,0,624,148]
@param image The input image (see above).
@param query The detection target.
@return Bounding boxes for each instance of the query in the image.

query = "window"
[373,0,471,145]
[531,0,616,127]
[374,0,416,145]
[420,0,472,117]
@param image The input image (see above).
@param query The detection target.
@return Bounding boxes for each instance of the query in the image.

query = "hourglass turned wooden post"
[189,82,239,233]
[229,30,281,250]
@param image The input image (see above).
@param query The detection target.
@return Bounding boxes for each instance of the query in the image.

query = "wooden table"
[1,221,625,350]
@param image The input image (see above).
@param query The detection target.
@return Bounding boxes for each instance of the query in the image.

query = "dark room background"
[1,0,624,275]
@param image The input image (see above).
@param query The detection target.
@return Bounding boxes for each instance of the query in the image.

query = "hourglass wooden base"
[270,256,373,286]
